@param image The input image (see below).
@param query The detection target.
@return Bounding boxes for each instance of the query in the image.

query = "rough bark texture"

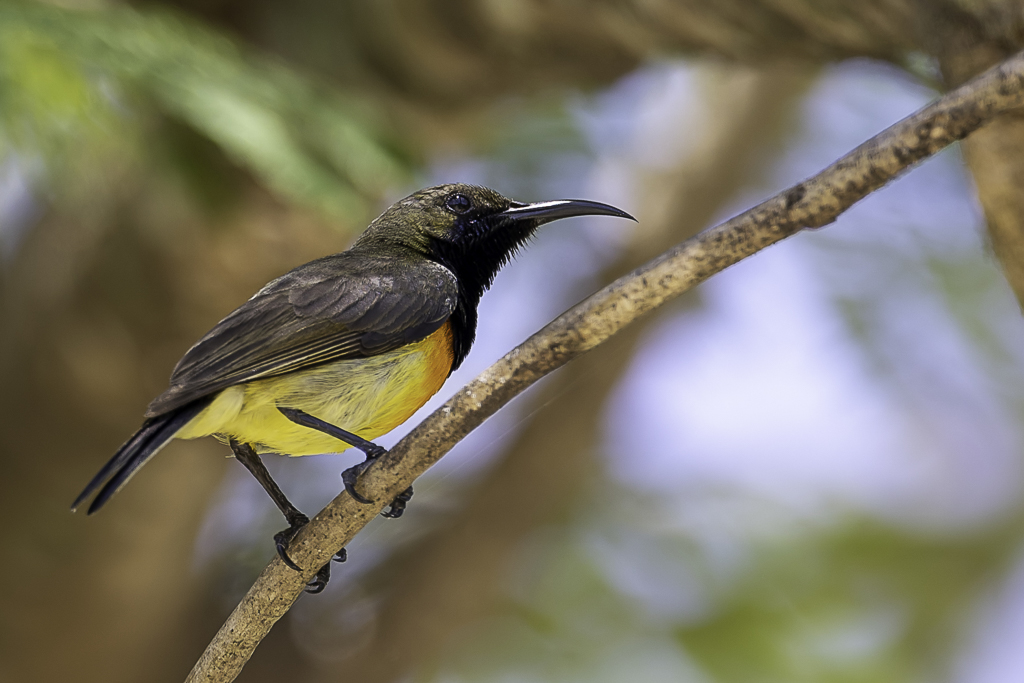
[185,49,1024,683]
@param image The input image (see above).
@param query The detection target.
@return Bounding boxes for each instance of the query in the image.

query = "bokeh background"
[4,1,1024,682]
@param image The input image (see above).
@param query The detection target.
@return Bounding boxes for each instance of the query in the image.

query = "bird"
[72,183,634,592]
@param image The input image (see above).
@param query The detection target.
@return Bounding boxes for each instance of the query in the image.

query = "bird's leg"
[228,439,307,565]
[229,439,344,592]
[277,406,415,517]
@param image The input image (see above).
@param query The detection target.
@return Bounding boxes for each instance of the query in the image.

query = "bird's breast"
[177,321,455,455]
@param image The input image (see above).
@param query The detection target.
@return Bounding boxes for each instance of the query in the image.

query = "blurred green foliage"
[679,518,1014,683]
[416,492,1019,683]
[0,0,409,217]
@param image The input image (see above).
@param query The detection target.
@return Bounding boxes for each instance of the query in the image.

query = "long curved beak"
[500,198,636,225]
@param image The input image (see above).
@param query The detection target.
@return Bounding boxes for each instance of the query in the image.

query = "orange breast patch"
[421,320,455,395]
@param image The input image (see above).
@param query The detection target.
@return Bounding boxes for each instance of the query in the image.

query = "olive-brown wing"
[145,253,458,417]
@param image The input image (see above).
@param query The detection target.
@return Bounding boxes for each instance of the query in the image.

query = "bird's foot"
[275,407,414,518]
[381,486,414,519]
[273,513,310,572]
[340,453,413,517]
[305,548,348,595]
[306,563,330,594]
[340,454,382,505]
[274,515,348,594]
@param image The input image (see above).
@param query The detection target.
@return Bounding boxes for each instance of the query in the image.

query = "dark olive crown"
[353,183,516,254]
[352,183,539,369]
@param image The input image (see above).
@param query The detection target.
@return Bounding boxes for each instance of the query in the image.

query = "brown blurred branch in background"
[936,18,1024,312]
[187,50,1024,683]
[0,168,232,683]
[172,0,1024,333]
[0,132,349,682]
[318,63,814,683]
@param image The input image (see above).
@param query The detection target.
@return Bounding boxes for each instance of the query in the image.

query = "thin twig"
[186,50,1024,683]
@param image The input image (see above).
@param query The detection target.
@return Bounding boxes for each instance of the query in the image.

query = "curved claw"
[276,539,303,571]
[305,563,330,594]
[341,463,374,505]
[273,514,310,572]
[333,548,348,563]
[381,486,414,519]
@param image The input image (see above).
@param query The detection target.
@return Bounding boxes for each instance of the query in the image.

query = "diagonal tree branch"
[187,50,1024,683]
[325,64,813,683]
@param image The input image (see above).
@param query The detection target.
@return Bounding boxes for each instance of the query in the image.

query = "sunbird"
[72,183,633,591]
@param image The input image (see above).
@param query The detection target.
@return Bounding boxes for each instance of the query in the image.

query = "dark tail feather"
[71,399,210,514]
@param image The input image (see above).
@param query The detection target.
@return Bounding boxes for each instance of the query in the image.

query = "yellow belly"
[175,323,454,455]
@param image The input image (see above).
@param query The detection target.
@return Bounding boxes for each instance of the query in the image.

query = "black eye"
[445,193,472,214]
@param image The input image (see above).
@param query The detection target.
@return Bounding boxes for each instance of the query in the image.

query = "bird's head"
[355,183,634,296]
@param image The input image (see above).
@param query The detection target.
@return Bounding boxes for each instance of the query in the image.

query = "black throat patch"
[429,218,539,372]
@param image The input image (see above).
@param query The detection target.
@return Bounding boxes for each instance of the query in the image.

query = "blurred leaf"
[678,518,1018,683]
[0,0,410,216]
[0,18,110,158]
